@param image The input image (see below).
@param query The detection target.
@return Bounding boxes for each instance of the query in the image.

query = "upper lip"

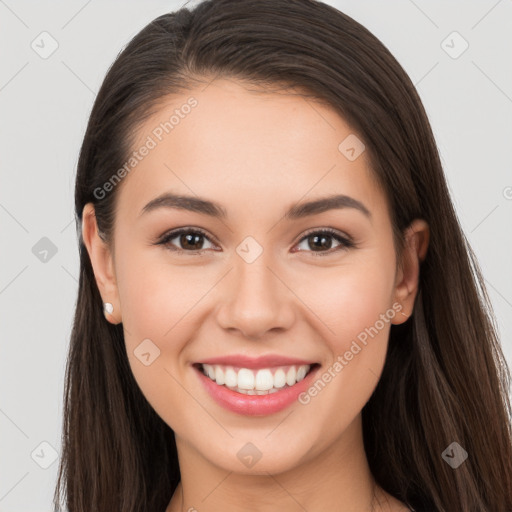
[195,354,318,369]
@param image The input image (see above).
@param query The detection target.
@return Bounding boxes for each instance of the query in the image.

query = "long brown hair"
[54,1,512,510]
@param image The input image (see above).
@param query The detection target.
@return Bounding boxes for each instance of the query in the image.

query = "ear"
[81,203,122,325]
[391,218,429,325]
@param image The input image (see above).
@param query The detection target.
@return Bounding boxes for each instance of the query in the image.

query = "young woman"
[54,0,512,511]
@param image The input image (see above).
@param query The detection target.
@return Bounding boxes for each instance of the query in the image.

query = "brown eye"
[294,229,354,256]
[156,227,355,256]
[158,228,216,253]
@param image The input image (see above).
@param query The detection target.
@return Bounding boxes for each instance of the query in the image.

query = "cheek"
[299,256,396,353]
[114,248,204,429]
[294,265,395,437]
[116,245,209,344]
[341,266,395,344]
[295,250,396,413]
[338,255,396,354]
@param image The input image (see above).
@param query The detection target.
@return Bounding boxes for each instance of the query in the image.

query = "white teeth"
[215,365,225,385]
[206,365,215,380]
[238,368,255,390]
[286,366,297,386]
[296,365,308,381]
[201,363,312,394]
[224,367,237,388]
[273,368,286,388]
[255,369,273,390]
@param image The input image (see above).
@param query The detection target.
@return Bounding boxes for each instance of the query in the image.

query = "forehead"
[116,78,387,224]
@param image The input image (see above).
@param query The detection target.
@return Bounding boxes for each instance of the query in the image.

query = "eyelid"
[295,226,352,244]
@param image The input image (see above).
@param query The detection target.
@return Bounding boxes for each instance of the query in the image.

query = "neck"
[166,414,382,512]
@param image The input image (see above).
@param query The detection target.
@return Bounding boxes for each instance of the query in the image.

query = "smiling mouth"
[193,362,320,395]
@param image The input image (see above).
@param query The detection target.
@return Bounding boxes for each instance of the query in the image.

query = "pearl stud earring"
[103,302,114,315]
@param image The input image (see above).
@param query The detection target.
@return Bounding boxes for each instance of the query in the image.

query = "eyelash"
[155,227,355,257]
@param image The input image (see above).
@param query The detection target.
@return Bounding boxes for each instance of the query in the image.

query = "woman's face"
[86,78,423,476]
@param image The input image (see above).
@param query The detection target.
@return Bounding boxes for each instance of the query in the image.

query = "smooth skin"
[82,78,429,512]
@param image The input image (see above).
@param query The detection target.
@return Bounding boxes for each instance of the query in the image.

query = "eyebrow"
[139,192,372,221]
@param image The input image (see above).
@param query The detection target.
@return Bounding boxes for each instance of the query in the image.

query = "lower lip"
[194,364,320,416]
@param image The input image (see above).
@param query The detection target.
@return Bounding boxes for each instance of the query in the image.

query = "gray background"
[1,0,511,510]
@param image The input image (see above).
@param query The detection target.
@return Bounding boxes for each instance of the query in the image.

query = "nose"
[215,253,296,340]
